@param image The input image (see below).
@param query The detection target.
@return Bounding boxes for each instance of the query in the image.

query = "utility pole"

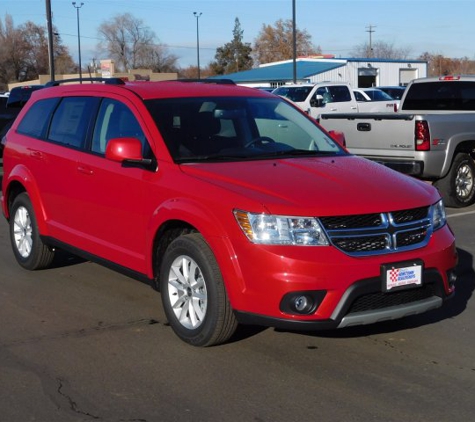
[292,0,297,83]
[45,0,55,81]
[72,2,84,81]
[193,12,202,79]
[366,24,376,57]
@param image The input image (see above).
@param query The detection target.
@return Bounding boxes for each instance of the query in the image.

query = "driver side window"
[92,99,147,155]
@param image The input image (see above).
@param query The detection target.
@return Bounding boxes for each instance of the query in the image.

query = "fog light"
[449,271,457,289]
[280,291,326,315]
[295,296,310,312]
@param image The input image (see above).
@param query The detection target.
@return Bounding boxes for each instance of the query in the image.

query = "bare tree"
[350,40,412,59]
[97,13,178,72]
[0,14,75,89]
[253,19,320,65]
[138,44,179,73]
[419,52,475,77]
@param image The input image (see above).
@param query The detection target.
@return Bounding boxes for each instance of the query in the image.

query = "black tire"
[9,192,55,270]
[434,153,475,208]
[159,233,238,347]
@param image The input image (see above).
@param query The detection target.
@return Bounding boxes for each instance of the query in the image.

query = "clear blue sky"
[3,0,475,69]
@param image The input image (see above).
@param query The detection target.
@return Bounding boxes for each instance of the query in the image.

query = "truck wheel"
[159,233,238,347]
[435,153,475,208]
[9,192,55,270]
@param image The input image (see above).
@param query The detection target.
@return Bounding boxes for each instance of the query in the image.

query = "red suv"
[1,78,457,346]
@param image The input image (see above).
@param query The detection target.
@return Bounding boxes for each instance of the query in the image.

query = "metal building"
[213,57,427,89]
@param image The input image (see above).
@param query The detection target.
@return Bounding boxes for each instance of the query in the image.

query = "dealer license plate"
[382,260,423,292]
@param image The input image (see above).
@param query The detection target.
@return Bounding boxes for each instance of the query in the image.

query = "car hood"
[180,155,439,216]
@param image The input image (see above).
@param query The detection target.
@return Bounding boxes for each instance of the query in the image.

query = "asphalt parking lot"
[0,171,474,421]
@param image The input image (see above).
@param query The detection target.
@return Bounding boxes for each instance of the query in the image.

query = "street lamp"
[193,12,202,79]
[72,2,84,80]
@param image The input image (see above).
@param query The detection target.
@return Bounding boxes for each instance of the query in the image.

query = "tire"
[9,192,55,270]
[159,233,238,347]
[434,153,475,208]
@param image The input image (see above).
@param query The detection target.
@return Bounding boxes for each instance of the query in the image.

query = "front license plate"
[382,260,423,292]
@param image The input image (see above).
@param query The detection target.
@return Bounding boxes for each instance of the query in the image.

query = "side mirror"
[310,94,324,108]
[105,137,143,162]
[328,130,346,148]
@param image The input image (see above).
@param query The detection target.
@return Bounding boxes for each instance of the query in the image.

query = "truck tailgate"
[319,113,416,154]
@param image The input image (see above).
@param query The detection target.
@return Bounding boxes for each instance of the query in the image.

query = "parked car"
[353,88,399,102]
[273,82,398,119]
[0,85,45,159]
[1,78,457,346]
[377,86,407,100]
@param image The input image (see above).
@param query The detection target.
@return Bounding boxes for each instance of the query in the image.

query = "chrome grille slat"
[319,206,432,256]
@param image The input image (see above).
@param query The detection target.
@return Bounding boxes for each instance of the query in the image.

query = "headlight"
[430,199,447,231]
[234,210,329,246]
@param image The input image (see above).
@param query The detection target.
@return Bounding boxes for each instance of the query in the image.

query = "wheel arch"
[147,199,246,305]
[2,167,49,235]
[443,137,475,177]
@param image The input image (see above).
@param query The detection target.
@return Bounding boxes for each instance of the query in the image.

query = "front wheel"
[159,233,238,347]
[9,192,55,270]
[434,153,475,208]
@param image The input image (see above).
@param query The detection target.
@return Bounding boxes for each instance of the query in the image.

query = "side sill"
[41,236,156,288]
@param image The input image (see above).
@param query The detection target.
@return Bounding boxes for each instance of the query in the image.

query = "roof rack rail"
[45,77,126,87]
[178,78,235,85]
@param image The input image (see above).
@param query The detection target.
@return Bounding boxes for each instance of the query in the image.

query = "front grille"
[392,206,428,224]
[319,206,432,256]
[347,284,437,314]
[332,235,388,253]
[320,213,382,229]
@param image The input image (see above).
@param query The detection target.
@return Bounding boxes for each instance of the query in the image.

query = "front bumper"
[222,224,457,330]
[234,267,455,330]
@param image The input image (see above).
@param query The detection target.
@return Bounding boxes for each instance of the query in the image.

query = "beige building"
[8,59,177,90]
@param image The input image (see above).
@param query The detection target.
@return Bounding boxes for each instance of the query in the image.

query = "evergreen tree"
[210,18,253,75]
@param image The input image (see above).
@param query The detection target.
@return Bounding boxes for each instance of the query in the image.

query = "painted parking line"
[447,210,475,219]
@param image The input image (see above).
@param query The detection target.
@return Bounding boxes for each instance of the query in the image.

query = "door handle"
[357,123,371,131]
[28,150,43,159]
[77,165,94,175]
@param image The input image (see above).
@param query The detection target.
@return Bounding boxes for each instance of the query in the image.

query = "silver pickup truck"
[319,75,475,208]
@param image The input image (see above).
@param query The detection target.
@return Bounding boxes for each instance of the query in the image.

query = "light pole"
[72,2,84,80]
[193,12,202,79]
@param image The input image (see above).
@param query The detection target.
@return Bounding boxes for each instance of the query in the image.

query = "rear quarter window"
[48,97,98,148]
[17,98,60,139]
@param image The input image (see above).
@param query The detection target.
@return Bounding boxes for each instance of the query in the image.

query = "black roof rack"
[177,78,236,85]
[45,77,126,87]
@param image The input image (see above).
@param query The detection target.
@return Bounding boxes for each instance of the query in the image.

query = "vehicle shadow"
[50,249,87,268]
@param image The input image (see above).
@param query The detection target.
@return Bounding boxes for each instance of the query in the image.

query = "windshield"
[272,86,313,103]
[364,89,394,101]
[145,96,345,163]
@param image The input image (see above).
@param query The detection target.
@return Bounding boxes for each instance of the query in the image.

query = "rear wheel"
[434,153,475,208]
[159,233,237,347]
[9,193,55,270]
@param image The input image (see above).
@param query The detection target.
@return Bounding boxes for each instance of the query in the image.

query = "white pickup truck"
[319,75,475,208]
[273,82,398,119]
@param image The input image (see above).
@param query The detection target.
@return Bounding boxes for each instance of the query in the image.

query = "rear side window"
[402,81,475,110]
[316,86,352,104]
[48,97,98,149]
[17,98,59,139]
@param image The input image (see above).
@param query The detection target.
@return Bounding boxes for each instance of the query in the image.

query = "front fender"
[145,197,247,298]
